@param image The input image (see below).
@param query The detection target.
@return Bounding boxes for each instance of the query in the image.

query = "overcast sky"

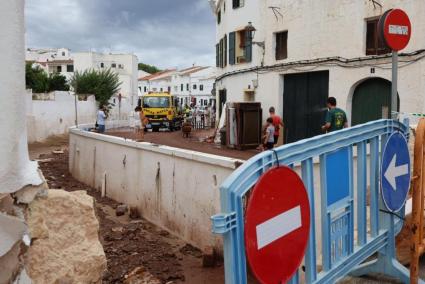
[25,0,216,69]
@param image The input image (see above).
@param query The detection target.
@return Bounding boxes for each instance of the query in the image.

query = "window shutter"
[229,32,236,65]
[216,43,219,67]
[224,35,227,67]
[244,30,252,62]
[219,38,224,68]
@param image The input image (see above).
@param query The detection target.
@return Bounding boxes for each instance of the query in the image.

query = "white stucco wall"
[212,0,425,124]
[26,91,98,143]
[69,127,243,251]
[0,0,42,193]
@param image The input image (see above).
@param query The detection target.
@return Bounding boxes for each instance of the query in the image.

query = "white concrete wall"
[26,90,98,143]
[69,127,243,251]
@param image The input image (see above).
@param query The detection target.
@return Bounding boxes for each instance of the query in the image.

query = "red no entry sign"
[379,9,411,51]
[244,166,310,283]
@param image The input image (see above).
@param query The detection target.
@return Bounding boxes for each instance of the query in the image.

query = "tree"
[25,62,49,93]
[138,62,161,74]
[70,68,121,107]
[25,62,69,92]
[48,73,70,92]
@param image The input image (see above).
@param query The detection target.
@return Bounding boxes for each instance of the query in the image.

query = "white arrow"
[384,154,409,191]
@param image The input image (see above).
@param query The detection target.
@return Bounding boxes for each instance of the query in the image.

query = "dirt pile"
[25,189,106,283]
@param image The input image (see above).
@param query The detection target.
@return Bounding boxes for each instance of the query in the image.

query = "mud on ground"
[30,138,224,284]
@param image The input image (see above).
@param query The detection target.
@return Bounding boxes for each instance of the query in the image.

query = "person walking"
[321,97,348,133]
[264,117,275,150]
[133,106,145,141]
[269,107,284,145]
[97,105,107,133]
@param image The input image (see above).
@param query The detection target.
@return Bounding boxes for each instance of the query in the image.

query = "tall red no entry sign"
[244,166,310,283]
[379,9,412,51]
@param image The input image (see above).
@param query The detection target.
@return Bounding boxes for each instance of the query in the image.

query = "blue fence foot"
[349,253,420,284]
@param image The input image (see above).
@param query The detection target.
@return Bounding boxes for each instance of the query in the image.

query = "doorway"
[351,78,399,126]
[283,71,329,143]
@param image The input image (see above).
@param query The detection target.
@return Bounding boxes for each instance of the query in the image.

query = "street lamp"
[245,22,265,49]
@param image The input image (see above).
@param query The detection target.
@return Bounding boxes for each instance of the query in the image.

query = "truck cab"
[142,92,182,131]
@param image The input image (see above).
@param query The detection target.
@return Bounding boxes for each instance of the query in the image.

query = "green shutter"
[224,35,227,67]
[216,43,219,67]
[244,30,252,62]
[229,32,236,65]
[220,39,224,68]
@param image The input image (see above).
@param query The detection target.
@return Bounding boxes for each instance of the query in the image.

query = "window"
[181,84,184,91]
[160,88,163,92]
[200,84,204,91]
[186,83,189,91]
[217,10,221,24]
[67,64,74,72]
[168,86,171,93]
[144,86,147,92]
[143,96,170,108]
[118,64,124,69]
[229,30,252,64]
[275,31,288,60]
[62,51,65,56]
[100,62,104,68]
[57,65,62,72]
[366,18,391,55]
[193,84,197,90]
[111,63,116,68]
[232,0,244,9]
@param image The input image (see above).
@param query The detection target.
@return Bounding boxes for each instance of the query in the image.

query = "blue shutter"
[229,32,236,65]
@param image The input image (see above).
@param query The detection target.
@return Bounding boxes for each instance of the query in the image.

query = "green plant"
[70,68,121,107]
[25,62,70,92]
[48,73,70,91]
[138,62,161,74]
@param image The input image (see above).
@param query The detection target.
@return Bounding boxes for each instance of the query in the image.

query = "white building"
[138,66,216,107]
[26,47,74,80]
[210,0,425,143]
[73,52,139,118]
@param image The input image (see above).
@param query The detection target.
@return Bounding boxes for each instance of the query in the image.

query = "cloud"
[25,0,216,69]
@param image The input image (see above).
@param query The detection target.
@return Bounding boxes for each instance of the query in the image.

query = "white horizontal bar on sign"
[256,205,302,250]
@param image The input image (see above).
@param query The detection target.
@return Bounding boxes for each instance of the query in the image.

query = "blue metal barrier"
[211,119,422,284]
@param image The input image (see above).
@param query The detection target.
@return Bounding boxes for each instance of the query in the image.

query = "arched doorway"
[351,78,399,126]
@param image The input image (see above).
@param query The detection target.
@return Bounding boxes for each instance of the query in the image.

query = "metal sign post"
[391,51,398,119]
[379,9,412,119]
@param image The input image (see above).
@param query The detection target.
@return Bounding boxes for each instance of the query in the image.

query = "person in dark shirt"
[321,97,348,133]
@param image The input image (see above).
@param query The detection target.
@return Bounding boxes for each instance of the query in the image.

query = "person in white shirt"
[97,105,107,133]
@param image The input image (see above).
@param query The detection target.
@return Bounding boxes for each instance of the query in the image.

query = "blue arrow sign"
[381,132,411,212]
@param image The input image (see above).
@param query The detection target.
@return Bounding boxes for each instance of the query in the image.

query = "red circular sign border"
[380,9,412,51]
[244,166,310,284]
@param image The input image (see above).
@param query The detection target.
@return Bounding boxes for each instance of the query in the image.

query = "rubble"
[129,206,141,219]
[123,267,162,284]
[116,204,128,216]
[25,189,106,283]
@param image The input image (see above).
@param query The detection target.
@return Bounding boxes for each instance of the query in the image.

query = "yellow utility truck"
[142,92,182,131]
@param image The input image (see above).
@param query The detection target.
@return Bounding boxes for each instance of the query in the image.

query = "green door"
[352,78,399,125]
[283,71,329,143]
